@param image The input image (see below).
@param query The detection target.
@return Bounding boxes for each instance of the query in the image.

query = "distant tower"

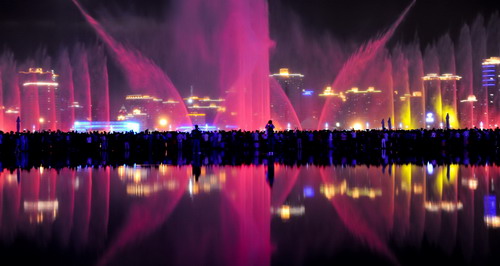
[18,68,59,131]
[440,74,461,128]
[459,95,478,128]
[482,57,500,127]
[409,91,424,129]
[270,68,305,121]
[344,87,382,129]
[318,86,346,129]
[422,73,442,128]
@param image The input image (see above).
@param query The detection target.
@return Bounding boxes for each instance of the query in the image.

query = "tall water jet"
[0,51,20,131]
[423,44,442,126]
[405,41,425,128]
[318,0,415,129]
[210,0,272,129]
[56,48,75,131]
[392,45,410,128]
[456,25,474,128]
[471,16,487,126]
[72,0,191,128]
[487,12,500,57]
[89,45,110,122]
[0,67,4,130]
[71,44,92,122]
[437,34,459,128]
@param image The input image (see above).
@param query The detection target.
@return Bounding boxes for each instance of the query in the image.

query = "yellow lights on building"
[24,200,59,224]
[125,95,157,100]
[320,181,382,200]
[482,57,500,65]
[422,73,440,80]
[460,95,478,103]
[126,181,179,197]
[269,68,305,78]
[19,68,53,75]
[319,86,335,96]
[319,86,346,101]
[412,91,423,97]
[461,178,478,190]
[270,205,305,221]
[23,82,59,87]
[485,215,500,228]
[424,201,463,212]
[279,68,289,76]
[440,73,462,81]
[117,115,126,121]
[345,86,382,94]
[411,184,423,194]
[132,109,142,115]
[39,117,45,124]
[188,113,206,117]
[422,73,462,81]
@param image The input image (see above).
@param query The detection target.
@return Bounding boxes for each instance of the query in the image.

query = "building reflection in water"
[1,163,500,264]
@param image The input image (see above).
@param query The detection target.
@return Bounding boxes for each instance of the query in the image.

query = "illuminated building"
[422,73,442,128]
[440,74,461,128]
[482,57,500,126]
[18,68,59,131]
[409,91,425,128]
[459,95,477,128]
[318,86,346,128]
[394,91,411,129]
[270,68,305,121]
[344,87,382,129]
[184,96,225,126]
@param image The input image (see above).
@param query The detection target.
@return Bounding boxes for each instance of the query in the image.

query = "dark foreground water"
[1,163,500,265]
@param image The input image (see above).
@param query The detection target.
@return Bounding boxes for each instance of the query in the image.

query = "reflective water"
[1,163,500,265]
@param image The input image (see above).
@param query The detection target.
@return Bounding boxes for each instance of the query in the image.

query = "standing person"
[265,120,275,156]
[446,113,450,130]
[381,119,385,130]
[192,125,202,155]
[388,117,392,131]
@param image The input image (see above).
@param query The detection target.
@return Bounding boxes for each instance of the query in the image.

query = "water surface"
[1,163,499,265]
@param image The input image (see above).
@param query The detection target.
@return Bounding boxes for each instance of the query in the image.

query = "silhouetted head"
[268,120,272,124]
[194,125,199,129]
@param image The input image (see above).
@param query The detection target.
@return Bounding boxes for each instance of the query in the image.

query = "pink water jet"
[72,0,191,127]
[318,0,415,130]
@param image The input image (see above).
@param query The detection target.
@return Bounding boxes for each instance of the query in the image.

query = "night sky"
[0,0,499,59]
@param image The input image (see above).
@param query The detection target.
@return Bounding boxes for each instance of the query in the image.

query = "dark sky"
[0,0,499,59]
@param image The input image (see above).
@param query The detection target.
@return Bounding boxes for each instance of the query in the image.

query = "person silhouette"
[265,120,275,156]
[192,125,202,154]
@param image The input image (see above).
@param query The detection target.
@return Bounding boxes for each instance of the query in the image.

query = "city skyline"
[0,1,500,130]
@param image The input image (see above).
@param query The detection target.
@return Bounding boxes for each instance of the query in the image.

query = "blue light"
[73,121,140,132]
[302,90,314,96]
[425,113,434,123]
[303,186,315,198]
[484,84,496,87]
[484,195,497,216]
[483,70,495,72]
[426,162,434,175]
